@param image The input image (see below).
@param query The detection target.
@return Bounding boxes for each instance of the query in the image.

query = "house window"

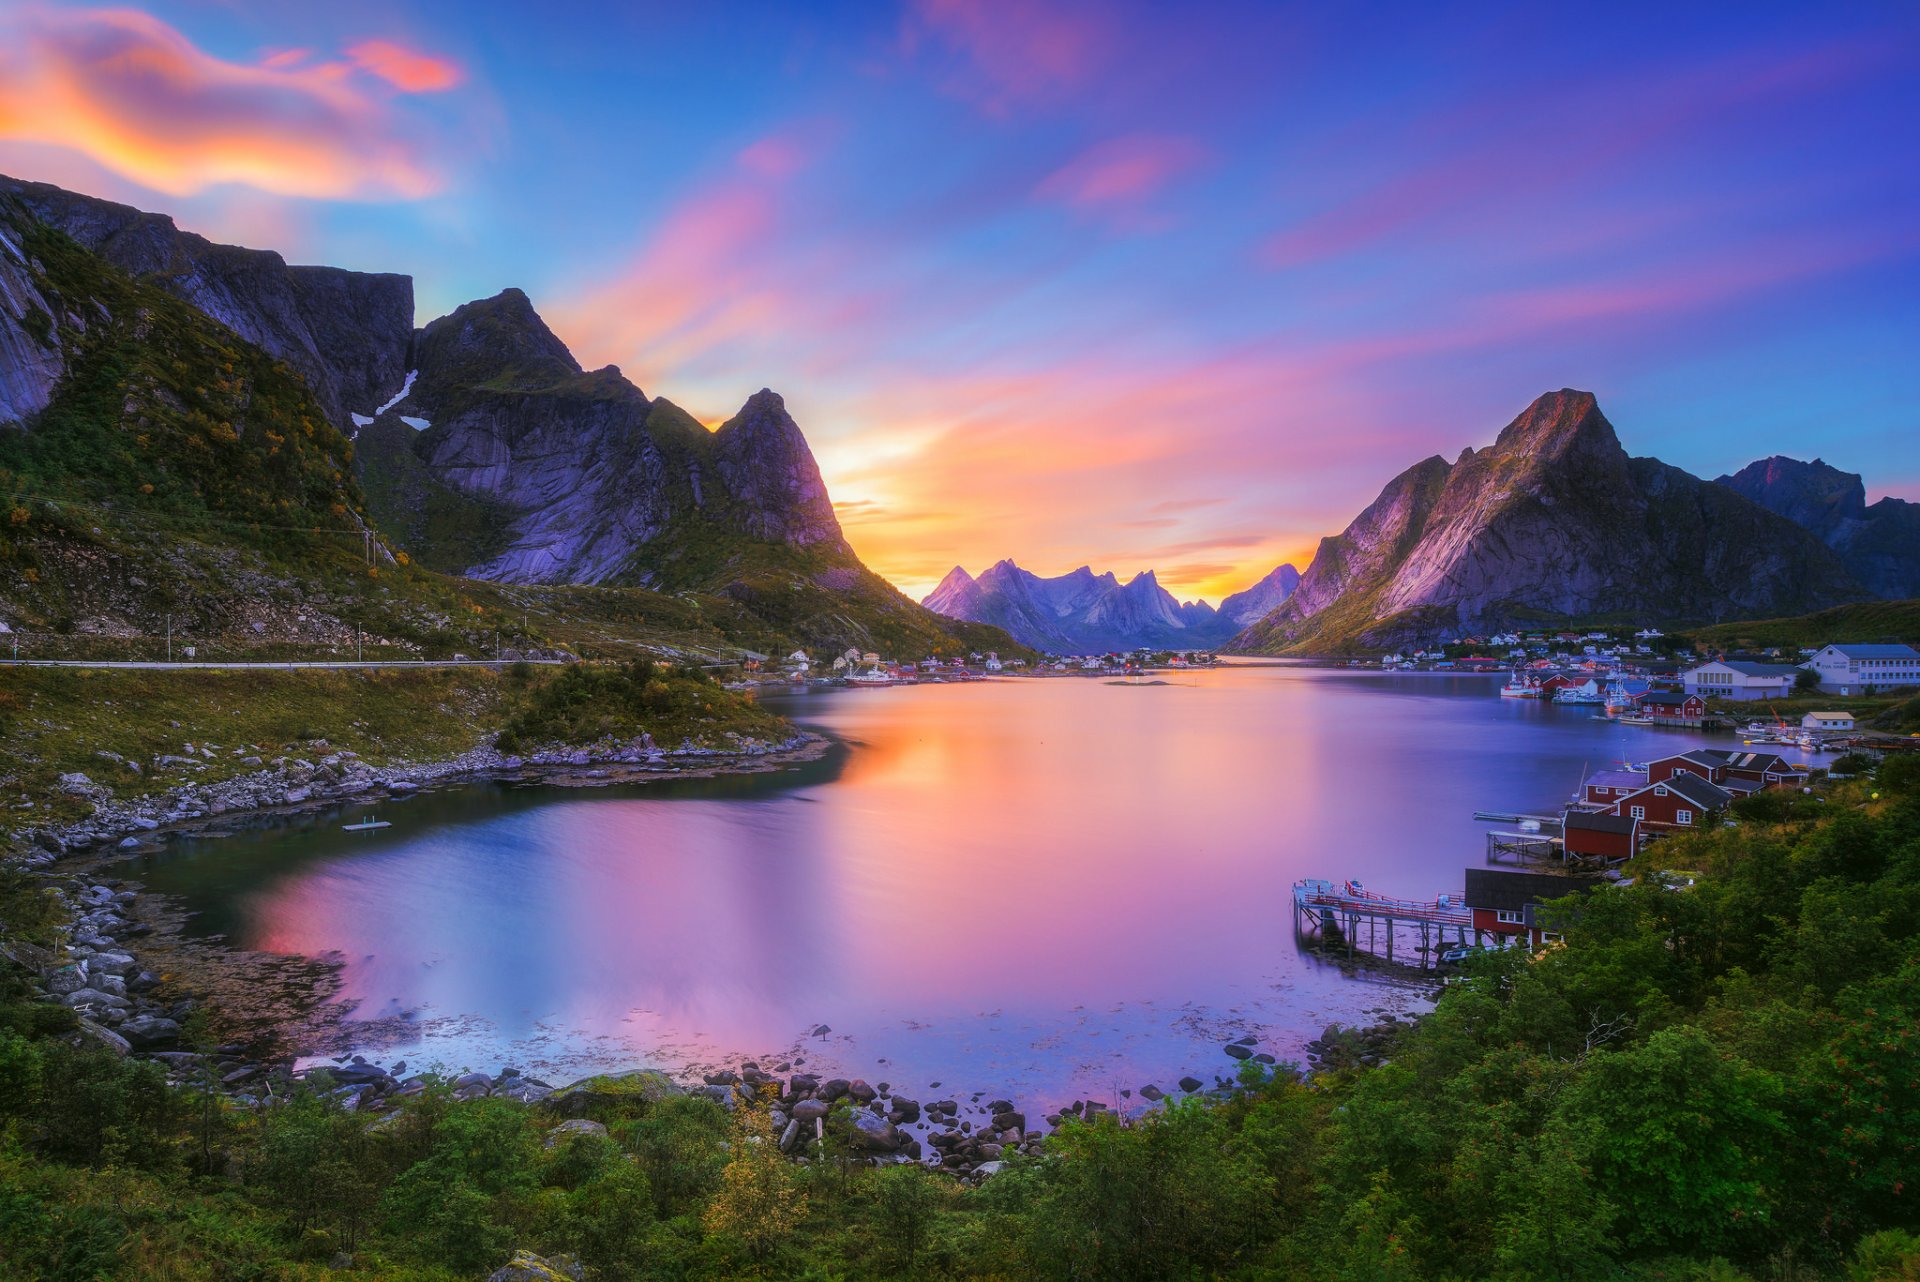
[1496,909,1524,924]
[1654,785,1667,796]
[1630,805,1646,819]
[1676,809,1693,825]
[1539,931,1563,943]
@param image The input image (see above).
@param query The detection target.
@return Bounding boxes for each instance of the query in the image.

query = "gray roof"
[1704,661,1799,677]
[1698,749,1802,774]
[1649,772,1734,809]
[1464,868,1597,913]
[1566,810,1638,835]
[1823,643,1920,660]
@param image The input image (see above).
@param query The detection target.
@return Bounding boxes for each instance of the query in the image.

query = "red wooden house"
[1580,769,1648,807]
[1647,751,1728,787]
[1698,749,1809,792]
[1609,771,1733,832]
[1463,869,1597,947]
[1562,809,1641,863]
[1637,690,1706,722]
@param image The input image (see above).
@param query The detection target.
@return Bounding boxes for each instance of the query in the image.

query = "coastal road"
[0,658,571,670]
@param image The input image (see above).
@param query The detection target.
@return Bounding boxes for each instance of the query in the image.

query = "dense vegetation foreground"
[1,759,1918,1280]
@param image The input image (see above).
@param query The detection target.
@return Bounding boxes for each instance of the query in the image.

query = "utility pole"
[165,613,172,663]
[355,625,362,663]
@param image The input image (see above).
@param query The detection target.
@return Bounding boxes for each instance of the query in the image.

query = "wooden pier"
[1291,879,1477,967]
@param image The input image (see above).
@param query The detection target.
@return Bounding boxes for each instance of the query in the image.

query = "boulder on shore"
[487,1250,585,1282]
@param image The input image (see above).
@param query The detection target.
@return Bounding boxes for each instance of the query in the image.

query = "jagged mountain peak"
[418,287,584,387]
[1232,389,1864,654]
[934,565,976,589]
[1488,388,1618,465]
[923,558,1294,652]
[1715,454,1917,598]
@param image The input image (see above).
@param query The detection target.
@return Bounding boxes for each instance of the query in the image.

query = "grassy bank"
[0,661,790,832]
[2,757,1919,1278]
[1705,688,1920,733]
[1692,599,1920,651]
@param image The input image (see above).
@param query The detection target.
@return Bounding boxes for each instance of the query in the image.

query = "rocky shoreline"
[3,727,1416,1185]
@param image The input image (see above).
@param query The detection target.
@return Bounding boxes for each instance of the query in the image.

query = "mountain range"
[0,174,1021,659]
[1,176,1902,663]
[1229,390,1871,653]
[924,561,1299,652]
[1714,456,1920,601]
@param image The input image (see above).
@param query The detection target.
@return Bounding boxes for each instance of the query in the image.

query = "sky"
[1,0,1916,603]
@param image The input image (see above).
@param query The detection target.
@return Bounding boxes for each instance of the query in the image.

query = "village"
[727,645,1224,689]
[1296,636,1920,972]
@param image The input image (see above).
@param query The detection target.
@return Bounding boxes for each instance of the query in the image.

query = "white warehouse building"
[1801,643,1920,695]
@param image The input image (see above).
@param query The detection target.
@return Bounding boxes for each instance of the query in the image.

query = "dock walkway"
[1291,879,1475,966]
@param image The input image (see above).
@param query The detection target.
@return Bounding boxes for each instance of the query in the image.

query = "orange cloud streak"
[348,39,464,93]
[0,6,455,199]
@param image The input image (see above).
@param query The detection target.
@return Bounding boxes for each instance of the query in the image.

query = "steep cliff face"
[0,174,413,429]
[1716,456,1920,600]
[1232,390,1865,653]
[0,217,64,423]
[362,289,856,590]
[923,559,1291,652]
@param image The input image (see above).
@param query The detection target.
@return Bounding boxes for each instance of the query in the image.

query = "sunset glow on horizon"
[2,0,1915,603]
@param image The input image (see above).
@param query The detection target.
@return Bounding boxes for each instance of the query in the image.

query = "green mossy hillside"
[0,661,791,832]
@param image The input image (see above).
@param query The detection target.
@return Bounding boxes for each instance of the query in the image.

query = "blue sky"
[1,0,1915,598]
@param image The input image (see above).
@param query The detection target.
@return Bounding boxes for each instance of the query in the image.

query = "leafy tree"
[702,1102,805,1264]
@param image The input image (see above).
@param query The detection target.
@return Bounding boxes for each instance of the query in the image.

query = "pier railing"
[1292,879,1472,926]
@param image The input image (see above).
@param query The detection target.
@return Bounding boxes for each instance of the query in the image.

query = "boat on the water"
[1554,679,1605,705]
[1499,672,1541,699]
[342,816,391,832]
[1617,714,1654,726]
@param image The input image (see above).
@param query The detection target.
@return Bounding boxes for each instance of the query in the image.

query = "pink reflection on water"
[223,666,1729,1105]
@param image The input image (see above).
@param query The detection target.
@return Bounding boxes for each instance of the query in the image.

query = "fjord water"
[135,664,1729,1105]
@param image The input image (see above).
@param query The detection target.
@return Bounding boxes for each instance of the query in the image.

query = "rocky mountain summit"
[925,559,1297,652]
[1715,456,1920,601]
[1231,389,1864,653]
[0,176,1016,656]
[357,287,853,589]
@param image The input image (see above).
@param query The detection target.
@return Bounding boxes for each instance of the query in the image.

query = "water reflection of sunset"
[152,668,1735,1102]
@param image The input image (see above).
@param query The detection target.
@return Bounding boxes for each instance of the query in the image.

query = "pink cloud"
[900,0,1111,114]
[0,6,461,199]
[347,39,464,94]
[1037,133,1206,214]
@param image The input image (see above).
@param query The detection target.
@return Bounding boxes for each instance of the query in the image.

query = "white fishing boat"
[342,815,391,832]
[1499,672,1541,698]
[846,669,894,685]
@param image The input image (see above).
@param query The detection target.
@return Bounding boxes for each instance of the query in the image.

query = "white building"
[1802,643,1920,695]
[1683,660,1800,702]
[1803,710,1855,733]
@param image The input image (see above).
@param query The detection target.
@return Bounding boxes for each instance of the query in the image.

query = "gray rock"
[848,1110,902,1153]
[545,1118,608,1148]
[118,1015,181,1048]
[76,1016,130,1056]
[485,1249,586,1282]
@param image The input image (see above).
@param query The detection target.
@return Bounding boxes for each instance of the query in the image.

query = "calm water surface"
[133,664,1736,1105]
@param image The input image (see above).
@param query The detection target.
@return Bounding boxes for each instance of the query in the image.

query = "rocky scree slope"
[1716,455,1920,601]
[1230,389,1866,653]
